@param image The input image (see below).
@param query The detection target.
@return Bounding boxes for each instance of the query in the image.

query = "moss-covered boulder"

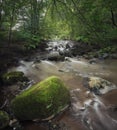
[2,71,28,85]
[11,76,70,120]
[0,111,9,129]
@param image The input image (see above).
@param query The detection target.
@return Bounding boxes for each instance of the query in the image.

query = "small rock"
[58,69,64,72]
[66,43,70,49]
[89,58,97,64]
[9,119,18,127]
[48,51,64,61]
[65,57,71,62]
[102,53,109,59]
[85,91,90,97]
[110,53,117,59]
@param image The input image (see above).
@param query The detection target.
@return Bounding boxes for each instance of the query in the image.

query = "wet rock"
[46,40,73,58]
[11,76,70,121]
[64,49,72,57]
[87,52,99,59]
[89,58,97,64]
[59,49,72,57]
[2,71,28,85]
[110,53,117,59]
[84,99,92,107]
[0,111,9,129]
[9,119,18,127]
[83,77,117,95]
[98,53,109,60]
[102,53,109,59]
[65,57,71,62]
[83,54,91,59]
[58,69,64,72]
[85,91,92,98]
[9,119,23,130]
[66,43,70,49]
[48,52,64,61]
[33,58,41,63]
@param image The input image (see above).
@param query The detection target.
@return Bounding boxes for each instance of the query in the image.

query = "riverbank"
[0,40,116,73]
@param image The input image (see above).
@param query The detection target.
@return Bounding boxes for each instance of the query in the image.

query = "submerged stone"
[0,111,9,129]
[11,76,70,120]
[2,71,28,85]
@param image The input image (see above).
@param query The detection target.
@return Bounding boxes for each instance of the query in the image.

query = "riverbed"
[2,41,117,130]
[8,57,117,130]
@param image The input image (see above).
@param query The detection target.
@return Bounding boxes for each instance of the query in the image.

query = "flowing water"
[9,59,117,130]
[3,41,117,130]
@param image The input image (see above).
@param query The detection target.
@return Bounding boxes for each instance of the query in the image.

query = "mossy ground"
[11,76,70,120]
[0,111,9,129]
[2,71,28,85]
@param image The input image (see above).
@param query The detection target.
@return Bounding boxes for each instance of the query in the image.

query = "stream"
[3,41,117,130]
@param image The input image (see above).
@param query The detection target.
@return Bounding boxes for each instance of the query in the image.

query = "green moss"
[0,111,9,129]
[2,71,28,85]
[11,76,70,120]
[98,45,117,54]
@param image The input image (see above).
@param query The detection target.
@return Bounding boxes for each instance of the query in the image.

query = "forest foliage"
[0,0,117,48]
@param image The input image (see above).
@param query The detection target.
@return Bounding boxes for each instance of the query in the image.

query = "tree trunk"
[30,0,39,35]
[8,8,14,45]
[110,8,117,27]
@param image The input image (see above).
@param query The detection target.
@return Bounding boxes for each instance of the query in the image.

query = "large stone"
[0,111,9,129]
[48,51,64,61]
[2,71,28,85]
[84,77,116,95]
[11,76,70,120]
